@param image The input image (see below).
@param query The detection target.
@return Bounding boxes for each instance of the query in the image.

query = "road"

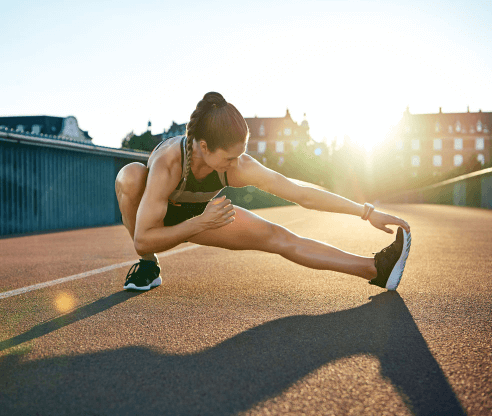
[0,204,491,415]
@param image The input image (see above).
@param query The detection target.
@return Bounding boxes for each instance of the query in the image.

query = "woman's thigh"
[188,206,296,252]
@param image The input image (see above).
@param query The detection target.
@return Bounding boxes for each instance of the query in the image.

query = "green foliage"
[249,137,371,203]
[121,131,161,152]
[251,141,334,190]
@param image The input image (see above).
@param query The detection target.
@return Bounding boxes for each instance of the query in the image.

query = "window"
[448,125,453,133]
[454,154,463,166]
[259,124,265,136]
[477,154,485,165]
[411,155,420,167]
[292,141,299,149]
[395,140,403,150]
[476,138,484,150]
[433,138,442,150]
[477,121,482,132]
[16,124,24,132]
[455,121,461,132]
[276,141,284,153]
[411,139,420,150]
[258,141,266,154]
[32,125,41,134]
[284,128,291,136]
[433,155,442,166]
[454,138,463,150]
[435,122,441,132]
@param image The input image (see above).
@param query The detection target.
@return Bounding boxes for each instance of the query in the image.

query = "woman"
[115,92,411,292]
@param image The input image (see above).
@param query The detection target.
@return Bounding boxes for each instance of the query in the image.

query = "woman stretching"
[115,92,411,292]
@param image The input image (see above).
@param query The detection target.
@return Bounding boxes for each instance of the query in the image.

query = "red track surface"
[1,204,491,415]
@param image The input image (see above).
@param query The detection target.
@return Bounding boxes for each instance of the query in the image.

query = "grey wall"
[0,137,147,237]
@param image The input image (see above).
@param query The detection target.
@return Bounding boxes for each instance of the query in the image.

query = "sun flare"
[55,293,75,313]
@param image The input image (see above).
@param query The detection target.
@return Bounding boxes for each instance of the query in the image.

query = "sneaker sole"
[123,276,162,291]
[386,230,411,290]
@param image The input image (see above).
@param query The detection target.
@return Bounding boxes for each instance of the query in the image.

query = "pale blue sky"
[2,0,491,149]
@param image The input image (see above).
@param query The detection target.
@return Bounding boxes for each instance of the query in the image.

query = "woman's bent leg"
[188,207,377,280]
[115,162,158,263]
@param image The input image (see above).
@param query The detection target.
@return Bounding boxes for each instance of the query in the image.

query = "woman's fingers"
[369,211,411,234]
[204,196,236,228]
[392,216,410,233]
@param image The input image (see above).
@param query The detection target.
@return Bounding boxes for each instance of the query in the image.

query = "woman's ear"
[199,140,210,154]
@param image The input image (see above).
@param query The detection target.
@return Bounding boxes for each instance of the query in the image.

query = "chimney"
[467,106,470,113]
[439,107,442,113]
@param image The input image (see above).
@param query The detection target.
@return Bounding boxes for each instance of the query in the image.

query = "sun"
[349,111,402,152]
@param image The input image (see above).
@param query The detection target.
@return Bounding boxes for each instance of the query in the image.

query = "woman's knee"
[263,223,298,253]
[115,162,148,196]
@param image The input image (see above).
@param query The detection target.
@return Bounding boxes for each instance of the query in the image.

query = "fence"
[0,131,147,237]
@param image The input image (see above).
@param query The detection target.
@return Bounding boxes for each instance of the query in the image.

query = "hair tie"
[210,99,227,109]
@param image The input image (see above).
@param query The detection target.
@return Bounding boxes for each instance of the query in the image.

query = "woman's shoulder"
[227,153,267,187]
[147,136,184,171]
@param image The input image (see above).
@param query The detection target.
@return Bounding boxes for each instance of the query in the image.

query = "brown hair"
[183,92,249,182]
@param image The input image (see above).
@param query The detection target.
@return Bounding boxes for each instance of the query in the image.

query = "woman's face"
[200,140,247,172]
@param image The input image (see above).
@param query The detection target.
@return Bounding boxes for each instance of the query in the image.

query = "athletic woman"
[115,92,411,292]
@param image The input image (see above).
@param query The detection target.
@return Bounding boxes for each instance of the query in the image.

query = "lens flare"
[55,293,75,313]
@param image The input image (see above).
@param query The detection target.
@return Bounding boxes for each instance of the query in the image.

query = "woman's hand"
[199,196,236,230]
[368,210,411,234]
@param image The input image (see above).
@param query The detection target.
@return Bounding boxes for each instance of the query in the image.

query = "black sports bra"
[154,136,228,204]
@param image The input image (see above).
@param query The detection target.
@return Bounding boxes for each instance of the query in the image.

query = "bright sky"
[2,0,491,150]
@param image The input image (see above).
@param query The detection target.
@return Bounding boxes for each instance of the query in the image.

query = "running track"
[1,204,491,415]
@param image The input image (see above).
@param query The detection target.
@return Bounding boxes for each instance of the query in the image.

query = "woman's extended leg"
[115,162,158,264]
[189,206,377,280]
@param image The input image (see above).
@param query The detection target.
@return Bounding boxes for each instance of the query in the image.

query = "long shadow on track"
[0,292,465,416]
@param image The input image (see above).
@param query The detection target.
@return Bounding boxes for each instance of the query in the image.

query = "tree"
[121,131,161,152]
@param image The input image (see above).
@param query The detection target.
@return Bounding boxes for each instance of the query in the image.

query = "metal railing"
[381,167,492,209]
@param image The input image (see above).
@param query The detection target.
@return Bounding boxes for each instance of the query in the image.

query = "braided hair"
[183,92,249,184]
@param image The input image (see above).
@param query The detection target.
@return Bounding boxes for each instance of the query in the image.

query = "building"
[123,112,312,157]
[245,109,311,158]
[0,115,93,144]
[390,107,491,177]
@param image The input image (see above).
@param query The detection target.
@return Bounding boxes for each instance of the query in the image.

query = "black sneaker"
[369,227,411,291]
[123,259,162,291]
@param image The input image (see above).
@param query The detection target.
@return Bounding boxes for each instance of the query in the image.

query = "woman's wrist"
[189,215,210,233]
[361,203,374,220]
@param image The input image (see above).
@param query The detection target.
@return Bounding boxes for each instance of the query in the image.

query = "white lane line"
[0,217,305,300]
[0,245,199,300]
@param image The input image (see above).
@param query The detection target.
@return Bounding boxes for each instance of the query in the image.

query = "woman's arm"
[228,154,410,234]
[134,156,235,255]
